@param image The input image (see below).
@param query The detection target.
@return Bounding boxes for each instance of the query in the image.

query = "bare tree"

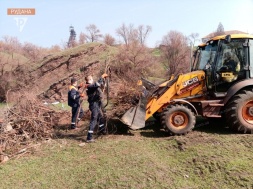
[1,36,22,53]
[49,45,61,53]
[116,24,152,46]
[0,41,3,51]
[188,33,199,47]
[116,23,130,45]
[0,56,9,76]
[22,42,41,62]
[85,24,103,42]
[116,23,137,45]
[0,54,12,102]
[79,32,87,44]
[113,41,153,82]
[214,22,225,36]
[103,34,116,46]
[137,25,152,45]
[160,30,190,76]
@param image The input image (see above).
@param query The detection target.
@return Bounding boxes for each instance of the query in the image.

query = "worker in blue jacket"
[85,74,108,142]
[68,78,85,129]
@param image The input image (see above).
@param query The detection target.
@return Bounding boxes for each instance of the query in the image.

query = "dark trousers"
[87,101,105,140]
[71,104,84,129]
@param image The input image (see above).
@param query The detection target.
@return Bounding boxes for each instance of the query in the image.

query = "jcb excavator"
[121,34,253,134]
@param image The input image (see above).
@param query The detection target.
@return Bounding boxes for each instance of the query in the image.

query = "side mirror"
[225,35,231,44]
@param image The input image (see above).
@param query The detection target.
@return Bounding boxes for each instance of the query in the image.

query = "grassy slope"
[35,43,117,70]
[0,124,252,189]
[0,52,29,71]
[30,43,117,96]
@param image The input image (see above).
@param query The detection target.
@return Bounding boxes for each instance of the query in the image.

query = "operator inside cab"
[219,51,240,82]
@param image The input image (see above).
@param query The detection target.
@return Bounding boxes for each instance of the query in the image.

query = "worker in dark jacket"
[68,78,85,129]
[223,52,238,72]
[85,74,108,143]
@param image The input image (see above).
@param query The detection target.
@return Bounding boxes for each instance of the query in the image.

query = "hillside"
[29,43,117,101]
[0,51,29,71]
[1,43,117,103]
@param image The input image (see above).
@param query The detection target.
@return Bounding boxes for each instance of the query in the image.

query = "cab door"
[213,39,248,93]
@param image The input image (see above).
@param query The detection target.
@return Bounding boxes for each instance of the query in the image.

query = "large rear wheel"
[226,90,253,133]
[161,105,196,135]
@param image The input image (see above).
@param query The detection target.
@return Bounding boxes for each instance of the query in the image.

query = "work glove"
[102,73,109,78]
[78,82,84,88]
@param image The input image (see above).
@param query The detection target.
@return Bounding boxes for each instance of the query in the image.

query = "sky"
[0,0,253,48]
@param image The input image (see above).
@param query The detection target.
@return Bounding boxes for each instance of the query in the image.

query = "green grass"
[0,52,29,71]
[47,101,89,112]
[148,77,166,85]
[0,103,6,108]
[0,126,252,189]
[50,102,71,111]
[34,43,93,69]
[0,103,7,118]
[151,48,161,57]
[36,42,117,69]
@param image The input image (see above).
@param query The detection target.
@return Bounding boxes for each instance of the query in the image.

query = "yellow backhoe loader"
[121,34,253,134]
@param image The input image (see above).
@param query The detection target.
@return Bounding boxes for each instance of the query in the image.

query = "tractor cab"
[214,36,248,93]
[194,34,253,96]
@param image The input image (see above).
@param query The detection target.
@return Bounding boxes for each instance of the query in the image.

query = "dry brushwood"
[0,91,63,159]
[106,81,140,118]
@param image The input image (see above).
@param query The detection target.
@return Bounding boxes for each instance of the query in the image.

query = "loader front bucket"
[121,78,157,130]
[121,97,146,130]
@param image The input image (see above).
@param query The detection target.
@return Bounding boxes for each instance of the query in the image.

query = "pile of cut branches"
[0,91,63,160]
[106,81,140,118]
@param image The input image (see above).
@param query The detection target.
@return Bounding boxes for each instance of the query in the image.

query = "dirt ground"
[1,116,252,189]
[54,115,252,144]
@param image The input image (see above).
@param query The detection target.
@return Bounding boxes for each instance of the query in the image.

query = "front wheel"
[153,112,161,121]
[161,105,196,135]
[226,90,253,133]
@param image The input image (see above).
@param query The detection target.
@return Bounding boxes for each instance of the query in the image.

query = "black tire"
[207,117,226,127]
[160,104,196,135]
[225,90,253,133]
[153,112,161,121]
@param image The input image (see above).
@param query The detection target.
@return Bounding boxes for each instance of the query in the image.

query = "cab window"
[215,39,246,82]
[196,41,218,70]
[250,40,253,77]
